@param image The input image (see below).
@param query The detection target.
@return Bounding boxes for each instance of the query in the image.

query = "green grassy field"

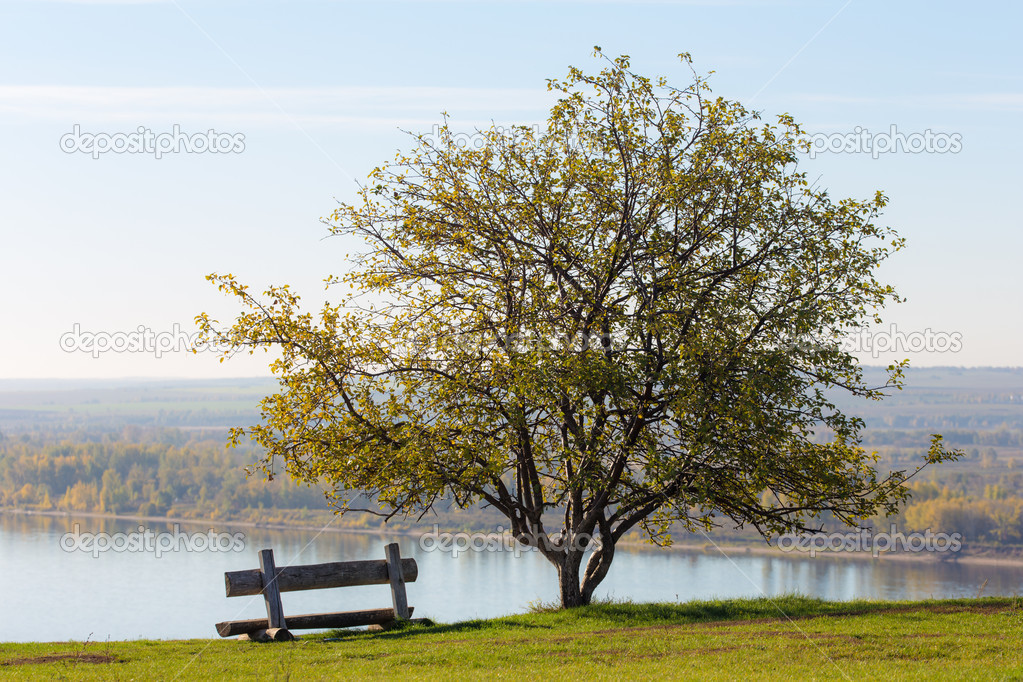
[2,597,1021,680]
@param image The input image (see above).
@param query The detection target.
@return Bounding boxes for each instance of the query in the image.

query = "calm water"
[1,513,1020,642]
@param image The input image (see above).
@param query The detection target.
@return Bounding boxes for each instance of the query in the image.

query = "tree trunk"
[580,534,615,605]
[554,537,617,608]
[557,550,588,608]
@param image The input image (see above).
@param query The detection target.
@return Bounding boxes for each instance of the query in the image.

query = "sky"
[0,0,1020,379]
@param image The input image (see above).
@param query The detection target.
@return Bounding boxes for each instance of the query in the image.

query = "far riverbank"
[3,506,1017,568]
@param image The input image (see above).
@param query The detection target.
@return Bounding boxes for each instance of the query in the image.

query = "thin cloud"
[0,84,556,127]
[7,0,783,4]
[790,93,1023,112]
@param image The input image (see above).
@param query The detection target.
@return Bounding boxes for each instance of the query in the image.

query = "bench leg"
[384,543,411,620]
[259,549,288,630]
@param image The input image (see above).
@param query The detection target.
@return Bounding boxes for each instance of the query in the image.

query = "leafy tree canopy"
[197,49,960,607]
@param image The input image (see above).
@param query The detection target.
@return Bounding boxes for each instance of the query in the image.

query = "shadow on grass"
[311,594,1020,643]
[563,594,1021,625]
[318,618,551,642]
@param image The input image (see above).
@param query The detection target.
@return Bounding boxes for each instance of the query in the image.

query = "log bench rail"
[215,543,417,639]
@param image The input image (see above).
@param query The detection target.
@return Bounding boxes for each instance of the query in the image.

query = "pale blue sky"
[1,0,1019,377]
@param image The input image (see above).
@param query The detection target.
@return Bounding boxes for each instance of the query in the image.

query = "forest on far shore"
[1,368,1021,551]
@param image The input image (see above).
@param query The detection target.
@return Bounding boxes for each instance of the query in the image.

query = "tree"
[197,49,960,608]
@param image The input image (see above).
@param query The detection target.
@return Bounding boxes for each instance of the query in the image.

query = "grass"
[1,596,1021,680]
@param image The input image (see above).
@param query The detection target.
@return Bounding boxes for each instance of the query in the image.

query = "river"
[1,513,1018,642]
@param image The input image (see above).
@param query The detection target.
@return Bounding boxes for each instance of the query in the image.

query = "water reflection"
[1,513,1019,642]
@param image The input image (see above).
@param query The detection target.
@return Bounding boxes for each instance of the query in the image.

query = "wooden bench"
[215,543,417,640]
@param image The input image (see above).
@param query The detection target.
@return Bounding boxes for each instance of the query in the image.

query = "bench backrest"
[216,542,417,637]
[225,557,418,596]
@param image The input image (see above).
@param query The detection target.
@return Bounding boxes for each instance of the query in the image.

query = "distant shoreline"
[0,506,399,537]
[5,506,1021,568]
